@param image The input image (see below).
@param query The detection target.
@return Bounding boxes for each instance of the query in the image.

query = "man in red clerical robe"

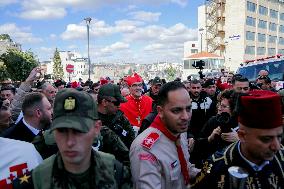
[120,73,153,135]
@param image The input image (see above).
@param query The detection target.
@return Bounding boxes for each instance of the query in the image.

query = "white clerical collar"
[22,118,40,135]
[238,142,270,171]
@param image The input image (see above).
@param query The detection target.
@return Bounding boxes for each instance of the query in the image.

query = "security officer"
[192,90,284,189]
[97,84,135,149]
[13,88,121,189]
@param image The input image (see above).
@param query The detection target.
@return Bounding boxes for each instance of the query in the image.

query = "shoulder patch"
[141,132,160,150]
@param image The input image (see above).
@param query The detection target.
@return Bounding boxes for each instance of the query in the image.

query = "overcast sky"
[0,0,203,64]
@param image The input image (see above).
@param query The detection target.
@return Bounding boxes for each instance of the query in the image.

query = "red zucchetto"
[238,90,282,129]
[125,73,143,87]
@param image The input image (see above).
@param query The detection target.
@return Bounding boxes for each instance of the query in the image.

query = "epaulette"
[141,132,160,150]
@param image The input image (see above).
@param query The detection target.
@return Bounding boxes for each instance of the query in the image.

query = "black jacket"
[1,119,36,142]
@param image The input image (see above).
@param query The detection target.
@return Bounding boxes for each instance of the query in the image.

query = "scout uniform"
[130,116,200,189]
[192,90,284,189]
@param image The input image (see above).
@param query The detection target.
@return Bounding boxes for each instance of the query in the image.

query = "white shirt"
[23,118,40,135]
[0,137,43,188]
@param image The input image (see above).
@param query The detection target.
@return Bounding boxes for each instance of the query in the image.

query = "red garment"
[151,116,190,185]
[120,95,153,127]
[216,78,232,91]
[125,73,143,86]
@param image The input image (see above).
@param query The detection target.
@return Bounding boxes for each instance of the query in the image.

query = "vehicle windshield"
[237,60,284,81]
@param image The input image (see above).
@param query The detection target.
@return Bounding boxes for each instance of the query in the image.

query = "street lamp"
[84,17,92,81]
[199,28,204,52]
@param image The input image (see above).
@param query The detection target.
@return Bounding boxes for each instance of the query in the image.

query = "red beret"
[126,73,143,86]
[238,90,282,129]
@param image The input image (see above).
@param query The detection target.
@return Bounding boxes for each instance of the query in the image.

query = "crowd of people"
[0,66,284,189]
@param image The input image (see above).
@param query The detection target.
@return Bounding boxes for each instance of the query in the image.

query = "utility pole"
[84,17,92,80]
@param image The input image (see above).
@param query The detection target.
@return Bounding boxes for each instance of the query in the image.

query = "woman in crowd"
[189,89,239,168]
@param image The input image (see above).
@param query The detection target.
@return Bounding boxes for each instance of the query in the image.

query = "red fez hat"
[238,90,282,129]
[125,73,143,86]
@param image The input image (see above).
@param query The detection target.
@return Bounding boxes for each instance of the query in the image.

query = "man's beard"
[40,115,51,130]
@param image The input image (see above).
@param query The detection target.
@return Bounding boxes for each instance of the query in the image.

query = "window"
[269,22,277,31]
[247,1,256,12]
[278,49,284,54]
[281,13,284,20]
[259,5,268,15]
[270,9,278,18]
[246,31,255,41]
[280,25,284,33]
[191,49,198,54]
[258,33,266,42]
[192,44,196,47]
[258,20,267,29]
[184,60,190,69]
[268,48,276,56]
[257,47,265,55]
[268,35,277,43]
[279,37,284,45]
[246,16,256,27]
[245,46,255,54]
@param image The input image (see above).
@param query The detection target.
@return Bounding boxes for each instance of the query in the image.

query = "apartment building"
[197,0,284,71]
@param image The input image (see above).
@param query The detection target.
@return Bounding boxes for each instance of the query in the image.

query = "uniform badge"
[122,129,128,136]
[64,97,76,110]
[141,132,160,149]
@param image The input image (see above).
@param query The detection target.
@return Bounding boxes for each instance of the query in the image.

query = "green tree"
[164,65,177,81]
[0,34,12,41]
[0,49,38,82]
[52,48,64,79]
[0,63,10,81]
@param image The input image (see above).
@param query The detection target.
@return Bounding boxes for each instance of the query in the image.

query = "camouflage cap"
[51,88,98,133]
[98,84,127,102]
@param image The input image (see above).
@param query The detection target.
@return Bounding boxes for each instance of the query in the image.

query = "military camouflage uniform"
[98,110,135,149]
[13,151,119,189]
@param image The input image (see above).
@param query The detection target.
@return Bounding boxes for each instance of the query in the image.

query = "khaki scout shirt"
[130,127,199,189]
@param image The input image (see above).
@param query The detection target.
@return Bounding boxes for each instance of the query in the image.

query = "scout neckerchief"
[151,116,190,185]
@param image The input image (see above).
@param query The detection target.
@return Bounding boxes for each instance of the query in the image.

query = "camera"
[192,60,206,79]
[216,112,231,133]
[192,60,205,70]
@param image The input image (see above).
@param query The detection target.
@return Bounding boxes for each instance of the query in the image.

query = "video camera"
[192,60,205,79]
[192,60,205,70]
[215,112,231,133]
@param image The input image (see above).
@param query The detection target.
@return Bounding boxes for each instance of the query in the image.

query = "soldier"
[130,81,200,189]
[14,88,121,189]
[192,90,284,189]
[97,83,135,149]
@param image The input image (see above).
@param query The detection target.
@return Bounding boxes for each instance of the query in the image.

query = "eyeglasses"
[217,103,230,109]
[131,83,143,87]
[106,99,120,106]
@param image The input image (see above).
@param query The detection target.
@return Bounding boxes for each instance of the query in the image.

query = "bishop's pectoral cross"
[136,116,141,125]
